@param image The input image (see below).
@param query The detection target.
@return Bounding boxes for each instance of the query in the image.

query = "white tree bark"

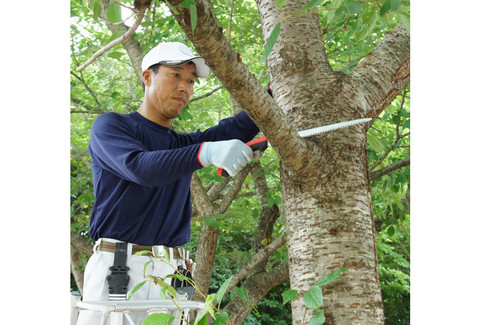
[143,0,410,323]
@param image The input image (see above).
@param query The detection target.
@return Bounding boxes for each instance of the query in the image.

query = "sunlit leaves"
[106,1,121,23]
[260,23,281,64]
[301,0,324,12]
[141,313,175,325]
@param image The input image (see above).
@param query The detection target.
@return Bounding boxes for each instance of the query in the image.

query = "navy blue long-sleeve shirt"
[88,110,259,246]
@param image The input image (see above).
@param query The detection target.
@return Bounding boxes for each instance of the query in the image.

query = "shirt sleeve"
[89,111,260,187]
[182,110,260,144]
[88,113,203,187]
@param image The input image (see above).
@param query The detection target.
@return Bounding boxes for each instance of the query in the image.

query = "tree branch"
[219,164,253,213]
[369,157,410,181]
[190,85,224,102]
[165,0,310,173]
[351,24,410,120]
[223,233,287,299]
[76,9,146,72]
[223,261,289,324]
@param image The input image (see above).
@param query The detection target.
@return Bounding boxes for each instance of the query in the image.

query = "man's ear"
[142,70,153,87]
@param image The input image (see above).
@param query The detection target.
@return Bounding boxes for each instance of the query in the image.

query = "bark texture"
[168,0,410,323]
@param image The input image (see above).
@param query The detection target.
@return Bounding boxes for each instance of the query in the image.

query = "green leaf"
[281,289,298,304]
[391,0,401,11]
[107,51,123,59]
[92,0,102,19]
[357,11,378,40]
[260,23,281,64]
[237,287,249,301]
[367,133,385,153]
[380,0,391,16]
[190,3,197,35]
[214,312,230,325]
[276,0,287,9]
[205,294,217,318]
[346,2,361,15]
[315,268,348,287]
[163,248,170,262]
[310,311,326,325]
[127,280,146,300]
[303,286,323,309]
[216,275,233,304]
[149,276,177,299]
[398,12,410,32]
[327,0,343,22]
[387,225,396,236]
[142,259,153,276]
[195,313,208,325]
[164,0,180,15]
[300,0,323,12]
[141,313,175,325]
[106,1,122,23]
[180,0,195,8]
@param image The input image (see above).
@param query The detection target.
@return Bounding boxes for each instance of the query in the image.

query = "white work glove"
[199,139,253,176]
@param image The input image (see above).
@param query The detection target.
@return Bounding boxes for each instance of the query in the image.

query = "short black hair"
[142,64,161,91]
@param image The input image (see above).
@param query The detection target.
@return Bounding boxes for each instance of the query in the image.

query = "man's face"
[143,62,197,126]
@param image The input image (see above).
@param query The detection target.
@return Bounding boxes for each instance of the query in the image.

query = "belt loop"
[168,247,174,266]
[127,242,133,259]
[152,245,165,258]
[93,239,102,254]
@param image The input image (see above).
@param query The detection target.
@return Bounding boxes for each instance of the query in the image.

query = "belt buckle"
[152,245,165,258]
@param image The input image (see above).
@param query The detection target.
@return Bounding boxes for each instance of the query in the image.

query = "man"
[77,42,259,324]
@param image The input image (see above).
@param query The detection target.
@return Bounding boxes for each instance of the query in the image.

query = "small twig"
[370,157,410,181]
[71,71,101,105]
[190,86,224,102]
[227,0,235,43]
[76,9,146,72]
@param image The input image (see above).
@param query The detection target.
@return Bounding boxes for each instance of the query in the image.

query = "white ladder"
[71,295,205,325]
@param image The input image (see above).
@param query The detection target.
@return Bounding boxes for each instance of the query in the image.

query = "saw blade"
[298,118,372,138]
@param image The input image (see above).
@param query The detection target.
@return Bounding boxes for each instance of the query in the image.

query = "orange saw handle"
[217,136,269,177]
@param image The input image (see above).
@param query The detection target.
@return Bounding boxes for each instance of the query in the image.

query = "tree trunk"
[281,128,383,323]
[167,0,409,322]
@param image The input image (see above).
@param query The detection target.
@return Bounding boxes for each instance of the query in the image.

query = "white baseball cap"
[141,42,211,78]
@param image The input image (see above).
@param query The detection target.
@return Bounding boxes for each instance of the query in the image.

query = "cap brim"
[157,58,210,78]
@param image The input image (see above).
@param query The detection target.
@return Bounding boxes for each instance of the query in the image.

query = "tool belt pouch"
[173,265,194,300]
[106,242,130,300]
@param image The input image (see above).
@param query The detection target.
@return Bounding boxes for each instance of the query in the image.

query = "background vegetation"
[70,0,410,323]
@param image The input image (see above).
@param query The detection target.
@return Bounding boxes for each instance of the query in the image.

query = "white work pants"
[76,239,184,325]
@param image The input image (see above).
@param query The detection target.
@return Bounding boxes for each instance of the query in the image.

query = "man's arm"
[89,113,204,187]
[183,111,260,145]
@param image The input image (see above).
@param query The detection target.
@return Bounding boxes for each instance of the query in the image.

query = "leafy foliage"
[70,0,410,323]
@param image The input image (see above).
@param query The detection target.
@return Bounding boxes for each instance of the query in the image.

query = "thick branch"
[223,261,289,324]
[165,0,310,173]
[223,233,287,299]
[71,230,94,258]
[370,157,410,181]
[351,24,410,120]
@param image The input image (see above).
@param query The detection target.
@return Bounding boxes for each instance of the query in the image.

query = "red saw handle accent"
[217,136,269,177]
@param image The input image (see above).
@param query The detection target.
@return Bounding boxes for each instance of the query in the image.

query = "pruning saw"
[218,117,372,177]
